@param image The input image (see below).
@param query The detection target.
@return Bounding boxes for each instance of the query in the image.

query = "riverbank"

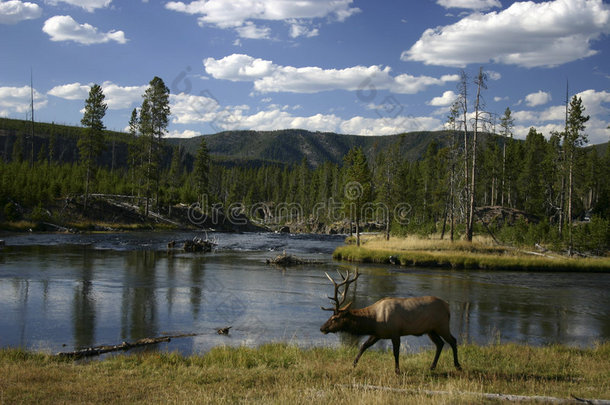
[333,235,610,272]
[1,343,608,404]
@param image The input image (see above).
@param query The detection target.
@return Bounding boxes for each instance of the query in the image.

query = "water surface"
[1,232,608,356]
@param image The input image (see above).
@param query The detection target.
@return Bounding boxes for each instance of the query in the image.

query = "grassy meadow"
[1,343,608,404]
[333,235,610,272]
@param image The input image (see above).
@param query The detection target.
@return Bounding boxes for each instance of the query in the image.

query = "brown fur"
[321,296,461,374]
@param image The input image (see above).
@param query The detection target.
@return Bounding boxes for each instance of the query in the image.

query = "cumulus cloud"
[42,15,127,44]
[436,0,501,10]
[45,0,112,12]
[47,82,90,100]
[165,0,359,38]
[513,89,610,143]
[427,90,458,106]
[525,90,552,107]
[0,1,42,24]
[169,89,444,135]
[0,86,47,116]
[403,0,610,68]
[48,81,145,109]
[203,53,458,94]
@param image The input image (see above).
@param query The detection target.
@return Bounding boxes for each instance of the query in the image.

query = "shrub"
[3,201,21,221]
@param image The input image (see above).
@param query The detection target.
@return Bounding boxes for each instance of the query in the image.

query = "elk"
[320,270,461,374]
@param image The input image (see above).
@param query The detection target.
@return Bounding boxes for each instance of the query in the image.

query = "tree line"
[0,71,608,253]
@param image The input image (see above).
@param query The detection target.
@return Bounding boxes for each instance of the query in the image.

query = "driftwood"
[168,237,218,252]
[340,384,610,404]
[266,252,322,266]
[55,333,196,359]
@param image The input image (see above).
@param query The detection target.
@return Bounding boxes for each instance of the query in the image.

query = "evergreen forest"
[0,75,608,255]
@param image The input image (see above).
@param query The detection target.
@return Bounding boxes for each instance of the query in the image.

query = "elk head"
[320,269,359,334]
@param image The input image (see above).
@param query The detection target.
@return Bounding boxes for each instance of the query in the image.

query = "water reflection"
[0,235,609,356]
[73,248,95,348]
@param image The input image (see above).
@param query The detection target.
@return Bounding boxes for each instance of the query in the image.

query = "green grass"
[334,236,610,272]
[0,343,608,404]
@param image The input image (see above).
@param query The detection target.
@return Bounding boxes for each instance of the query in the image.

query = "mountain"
[169,128,461,167]
[2,117,607,169]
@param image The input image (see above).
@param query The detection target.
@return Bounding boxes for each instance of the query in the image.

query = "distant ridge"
[1,117,607,169]
[169,128,462,167]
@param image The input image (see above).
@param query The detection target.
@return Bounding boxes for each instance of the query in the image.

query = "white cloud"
[165,0,359,38]
[525,90,552,107]
[203,53,458,94]
[167,129,201,138]
[48,81,145,109]
[0,86,47,116]
[513,89,610,143]
[42,15,127,44]
[0,1,42,24]
[403,0,610,68]
[487,70,501,80]
[235,21,271,39]
[288,20,319,38]
[427,90,458,106]
[494,96,508,102]
[45,0,112,12]
[436,0,501,10]
[101,82,147,109]
[340,115,442,135]
[47,82,90,100]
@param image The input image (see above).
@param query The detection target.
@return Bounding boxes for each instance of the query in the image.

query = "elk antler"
[321,269,359,313]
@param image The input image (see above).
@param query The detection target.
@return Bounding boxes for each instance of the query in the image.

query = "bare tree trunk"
[501,138,506,206]
[467,67,486,242]
[566,151,574,256]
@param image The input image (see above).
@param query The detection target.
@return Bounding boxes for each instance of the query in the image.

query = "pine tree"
[194,137,210,208]
[79,84,107,211]
[564,95,590,254]
[139,77,170,215]
[343,146,371,246]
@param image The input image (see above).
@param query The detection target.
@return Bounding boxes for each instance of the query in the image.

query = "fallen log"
[55,333,197,359]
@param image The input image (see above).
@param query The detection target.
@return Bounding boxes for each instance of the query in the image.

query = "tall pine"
[79,84,107,211]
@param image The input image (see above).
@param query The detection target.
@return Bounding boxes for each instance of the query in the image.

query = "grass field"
[333,235,610,272]
[1,343,608,404]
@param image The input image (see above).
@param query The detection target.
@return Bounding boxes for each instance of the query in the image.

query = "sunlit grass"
[0,343,608,404]
[334,235,610,272]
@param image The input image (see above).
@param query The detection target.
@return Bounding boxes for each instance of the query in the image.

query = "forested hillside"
[1,115,608,253]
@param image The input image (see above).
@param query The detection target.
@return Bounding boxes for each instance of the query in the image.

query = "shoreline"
[333,236,610,273]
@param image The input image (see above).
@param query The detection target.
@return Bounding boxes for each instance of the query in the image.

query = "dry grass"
[361,234,506,254]
[335,235,610,272]
[1,343,608,404]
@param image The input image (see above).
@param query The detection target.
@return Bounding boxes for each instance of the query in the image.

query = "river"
[0,231,608,357]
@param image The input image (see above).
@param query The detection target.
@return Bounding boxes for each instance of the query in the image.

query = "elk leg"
[446,333,461,370]
[353,336,379,368]
[427,331,444,370]
[391,337,401,375]
[438,331,462,370]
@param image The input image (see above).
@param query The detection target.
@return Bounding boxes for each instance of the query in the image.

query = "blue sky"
[1,0,609,144]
